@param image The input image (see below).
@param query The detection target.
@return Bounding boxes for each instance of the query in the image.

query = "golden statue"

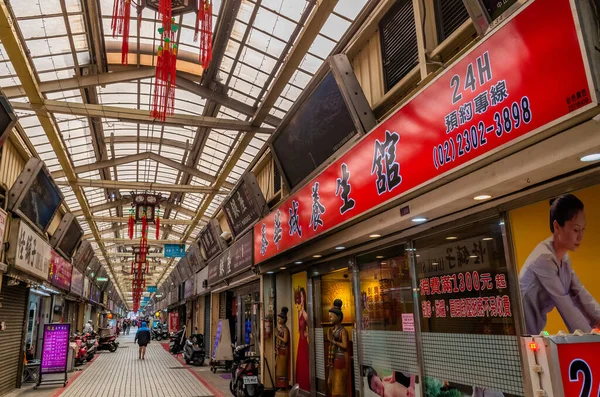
[275,307,290,389]
[327,299,349,397]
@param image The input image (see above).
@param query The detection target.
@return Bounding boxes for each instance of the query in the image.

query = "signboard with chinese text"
[416,233,516,335]
[184,278,194,299]
[7,218,51,281]
[223,173,267,239]
[0,208,7,251]
[70,267,84,296]
[147,285,157,293]
[48,250,72,291]
[40,323,70,374]
[253,0,597,265]
[207,231,253,286]
[199,219,224,261]
[186,242,205,273]
[169,312,179,333]
[164,244,186,258]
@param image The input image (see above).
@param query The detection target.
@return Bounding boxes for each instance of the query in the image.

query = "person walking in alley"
[134,321,151,360]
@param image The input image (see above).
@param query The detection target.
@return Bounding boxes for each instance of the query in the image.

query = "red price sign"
[557,342,600,396]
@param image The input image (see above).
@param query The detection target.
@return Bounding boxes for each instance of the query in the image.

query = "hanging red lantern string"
[195,0,213,68]
[111,0,132,64]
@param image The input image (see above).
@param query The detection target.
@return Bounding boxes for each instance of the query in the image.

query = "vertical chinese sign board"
[253,0,597,265]
[39,323,70,387]
[199,219,225,261]
[223,173,267,239]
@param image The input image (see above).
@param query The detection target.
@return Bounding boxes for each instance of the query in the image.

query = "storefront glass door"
[311,267,356,397]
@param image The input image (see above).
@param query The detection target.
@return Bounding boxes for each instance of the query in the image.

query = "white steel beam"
[11,100,276,133]
[55,178,229,194]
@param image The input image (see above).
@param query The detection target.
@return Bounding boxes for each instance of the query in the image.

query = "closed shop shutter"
[0,279,28,396]
[204,295,210,353]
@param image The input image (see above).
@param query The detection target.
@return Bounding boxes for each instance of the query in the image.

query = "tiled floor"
[5,329,216,397]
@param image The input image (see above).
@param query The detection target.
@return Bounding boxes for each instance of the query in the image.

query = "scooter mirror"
[290,384,300,397]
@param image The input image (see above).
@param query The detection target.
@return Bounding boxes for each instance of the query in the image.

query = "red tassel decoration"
[128,209,134,239]
[158,0,173,38]
[195,0,213,68]
[155,214,160,240]
[111,0,132,65]
[151,38,177,121]
[142,214,148,238]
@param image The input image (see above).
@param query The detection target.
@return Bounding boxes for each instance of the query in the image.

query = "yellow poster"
[510,185,600,334]
[292,272,310,390]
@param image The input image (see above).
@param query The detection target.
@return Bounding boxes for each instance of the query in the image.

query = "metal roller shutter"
[380,0,419,92]
[0,279,28,396]
[435,0,470,41]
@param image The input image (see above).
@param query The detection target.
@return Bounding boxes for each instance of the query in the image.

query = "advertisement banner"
[164,244,186,258]
[8,218,52,280]
[40,323,70,374]
[207,231,253,286]
[70,267,84,296]
[48,250,72,291]
[292,272,310,390]
[254,0,596,265]
[169,312,179,333]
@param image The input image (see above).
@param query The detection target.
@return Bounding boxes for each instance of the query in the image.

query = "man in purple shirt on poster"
[519,194,600,335]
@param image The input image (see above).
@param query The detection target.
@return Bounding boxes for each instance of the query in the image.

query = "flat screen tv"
[270,54,376,190]
[73,240,94,273]
[8,158,64,234]
[0,95,17,149]
[50,212,84,260]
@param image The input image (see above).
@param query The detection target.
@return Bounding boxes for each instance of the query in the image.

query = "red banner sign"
[48,250,73,291]
[557,341,600,396]
[254,0,595,264]
[169,312,179,333]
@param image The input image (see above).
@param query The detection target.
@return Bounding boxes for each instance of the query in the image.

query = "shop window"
[357,244,419,397]
[413,219,524,396]
[510,186,600,335]
[379,0,419,92]
[434,0,470,42]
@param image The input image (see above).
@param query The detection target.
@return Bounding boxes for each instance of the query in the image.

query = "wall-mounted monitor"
[73,240,94,273]
[0,95,18,149]
[8,157,64,234]
[50,212,84,260]
[270,54,376,191]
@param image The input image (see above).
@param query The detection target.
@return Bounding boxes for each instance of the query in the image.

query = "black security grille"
[380,0,419,92]
[435,0,470,41]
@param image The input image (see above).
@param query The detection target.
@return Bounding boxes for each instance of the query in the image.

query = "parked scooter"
[229,344,263,397]
[151,324,169,341]
[83,332,98,361]
[183,333,206,366]
[89,329,119,352]
[70,333,88,366]
[169,326,186,354]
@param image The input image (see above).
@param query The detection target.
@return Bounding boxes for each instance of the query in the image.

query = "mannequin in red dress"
[295,287,310,390]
